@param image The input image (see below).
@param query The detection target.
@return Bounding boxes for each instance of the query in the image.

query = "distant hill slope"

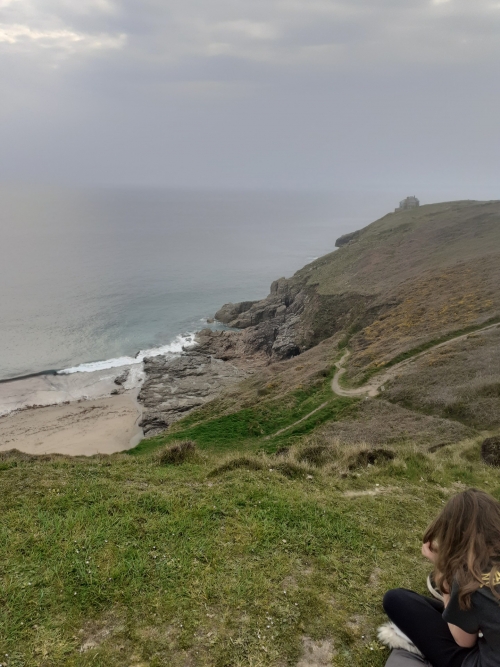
[298,200,500,296]
[216,200,500,380]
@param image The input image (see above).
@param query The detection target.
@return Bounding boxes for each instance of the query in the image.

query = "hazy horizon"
[0,1,498,196]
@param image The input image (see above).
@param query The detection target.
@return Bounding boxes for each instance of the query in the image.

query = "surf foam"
[58,333,196,375]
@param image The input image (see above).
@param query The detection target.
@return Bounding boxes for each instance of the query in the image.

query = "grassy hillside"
[384,323,500,430]
[297,200,500,296]
[291,200,500,379]
[133,339,357,457]
[2,437,499,667]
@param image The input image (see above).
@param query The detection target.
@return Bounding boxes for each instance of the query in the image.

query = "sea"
[0,186,393,385]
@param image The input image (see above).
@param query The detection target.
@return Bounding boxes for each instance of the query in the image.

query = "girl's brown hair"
[423,488,500,610]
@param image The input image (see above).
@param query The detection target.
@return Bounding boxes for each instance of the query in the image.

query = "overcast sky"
[1,0,499,196]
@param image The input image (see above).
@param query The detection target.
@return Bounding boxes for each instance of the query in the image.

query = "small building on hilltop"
[395,196,420,212]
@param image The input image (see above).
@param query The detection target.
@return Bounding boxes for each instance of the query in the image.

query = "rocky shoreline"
[138,269,341,437]
[138,328,266,436]
[137,275,315,437]
[138,264,364,436]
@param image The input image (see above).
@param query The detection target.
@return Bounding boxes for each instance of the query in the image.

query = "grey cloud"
[0,0,499,195]
[2,0,500,73]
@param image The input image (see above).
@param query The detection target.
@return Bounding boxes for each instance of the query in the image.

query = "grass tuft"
[274,461,311,479]
[296,444,332,467]
[208,455,265,476]
[348,448,395,470]
[153,440,198,466]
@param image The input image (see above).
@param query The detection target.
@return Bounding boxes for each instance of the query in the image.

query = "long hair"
[423,489,500,610]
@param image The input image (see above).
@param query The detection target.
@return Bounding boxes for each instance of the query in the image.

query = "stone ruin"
[396,196,420,212]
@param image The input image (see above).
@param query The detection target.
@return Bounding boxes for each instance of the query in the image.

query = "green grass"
[1,438,499,667]
[131,374,359,457]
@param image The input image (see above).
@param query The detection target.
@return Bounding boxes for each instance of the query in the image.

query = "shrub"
[297,445,332,467]
[477,383,500,398]
[348,447,395,470]
[154,441,197,466]
[209,456,265,476]
[481,437,500,467]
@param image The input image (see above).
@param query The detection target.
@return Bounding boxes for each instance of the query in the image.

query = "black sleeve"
[442,582,480,634]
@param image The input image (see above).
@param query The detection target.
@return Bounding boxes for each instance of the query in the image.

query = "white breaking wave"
[58,333,196,375]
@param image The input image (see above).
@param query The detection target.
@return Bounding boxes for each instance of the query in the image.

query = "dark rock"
[114,370,130,386]
[214,279,302,331]
[242,320,280,356]
[271,315,302,359]
[481,437,500,467]
[210,276,310,360]
[214,301,258,324]
[335,230,360,248]
[138,347,249,437]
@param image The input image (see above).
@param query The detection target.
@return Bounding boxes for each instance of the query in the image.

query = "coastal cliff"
[214,199,500,375]
[139,200,500,438]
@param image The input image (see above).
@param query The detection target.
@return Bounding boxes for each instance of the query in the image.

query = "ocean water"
[0,186,391,381]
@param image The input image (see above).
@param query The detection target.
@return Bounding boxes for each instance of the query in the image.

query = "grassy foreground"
[1,436,499,667]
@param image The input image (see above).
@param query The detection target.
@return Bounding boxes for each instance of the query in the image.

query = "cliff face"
[215,278,373,361]
[216,278,308,359]
[215,200,500,376]
[138,329,269,436]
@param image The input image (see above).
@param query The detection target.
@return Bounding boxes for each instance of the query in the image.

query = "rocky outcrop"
[213,276,372,361]
[213,278,310,360]
[138,330,266,436]
[335,230,360,248]
[139,351,245,436]
[114,370,129,386]
[215,278,299,329]
[214,301,258,324]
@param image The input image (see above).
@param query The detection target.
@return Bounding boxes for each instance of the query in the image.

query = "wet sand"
[0,392,143,456]
[0,366,144,456]
[0,365,144,414]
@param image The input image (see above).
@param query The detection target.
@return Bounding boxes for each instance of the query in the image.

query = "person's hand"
[422,541,437,563]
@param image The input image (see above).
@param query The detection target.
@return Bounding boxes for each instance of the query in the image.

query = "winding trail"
[331,321,500,398]
[266,320,499,439]
[264,402,329,440]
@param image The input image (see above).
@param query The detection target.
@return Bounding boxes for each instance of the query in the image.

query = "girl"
[382,488,500,667]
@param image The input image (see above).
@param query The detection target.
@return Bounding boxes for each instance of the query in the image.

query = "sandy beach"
[0,392,143,456]
[0,367,144,456]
